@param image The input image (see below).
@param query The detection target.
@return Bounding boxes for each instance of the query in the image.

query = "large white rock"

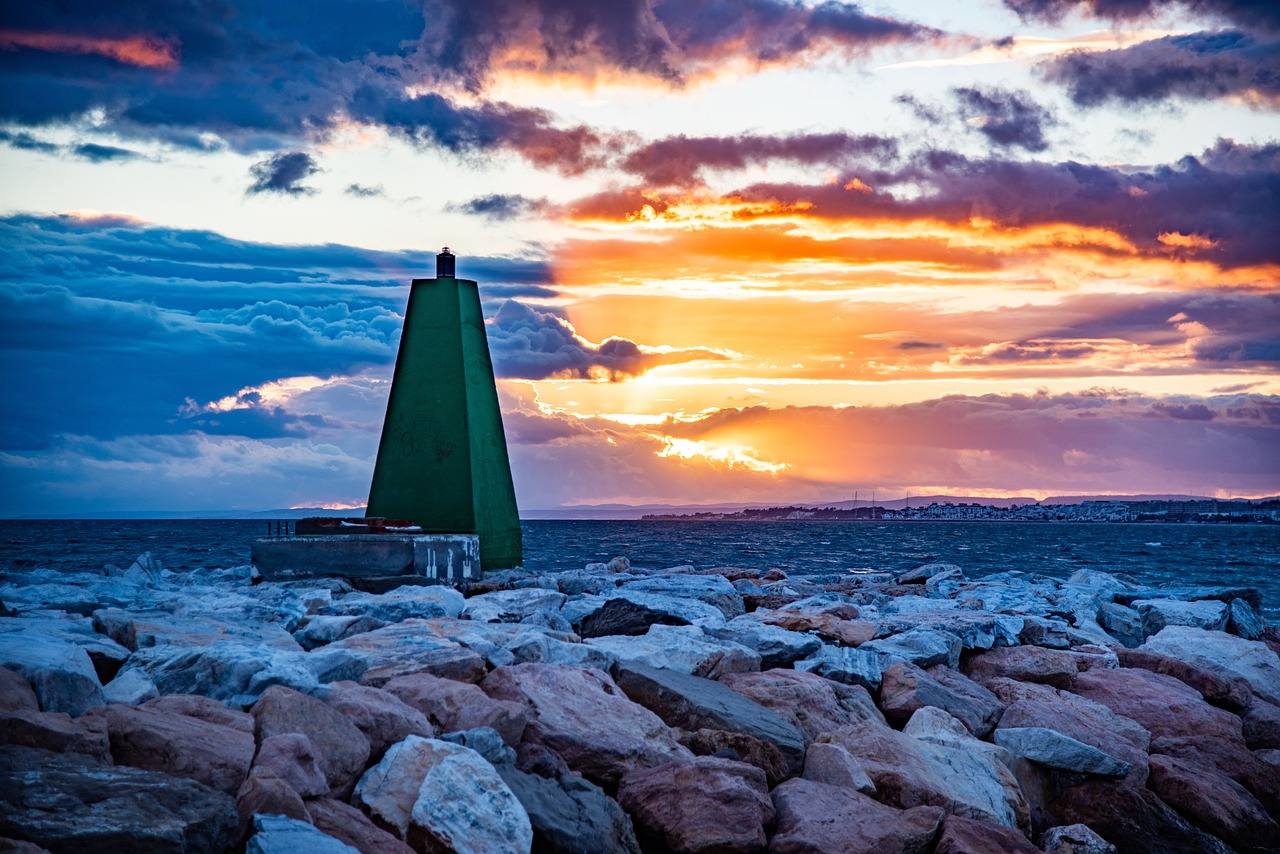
[1132,598,1229,637]
[463,589,567,624]
[616,575,744,620]
[0,627,104,715]
[585,624,759,678]
[994,727,1131,777]
[321,585,465,623]
[1143,626,1280,705]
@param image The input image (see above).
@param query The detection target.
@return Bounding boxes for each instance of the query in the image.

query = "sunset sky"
[2,0,1278,515]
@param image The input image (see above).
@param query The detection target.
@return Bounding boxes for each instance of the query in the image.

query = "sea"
[2,518,1277,619]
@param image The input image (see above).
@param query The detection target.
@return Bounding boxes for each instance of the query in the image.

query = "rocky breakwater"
[2,553,1279,853]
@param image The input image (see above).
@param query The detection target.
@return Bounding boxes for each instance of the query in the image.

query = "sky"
[1,0,1278,515]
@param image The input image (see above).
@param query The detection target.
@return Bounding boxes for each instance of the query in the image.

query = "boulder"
[0,667,38,711]
[1049,781,1234,854]
[757,611,878,647]
[102,668,159,705]
[464,589,568,623]
[871,609,1022,652]
[322,681,434,760]
[245,814,358,854]
[793,645,895,691]
[1132,599,1228,637]
[705,618,822,668]
[1113,648,1251,710]
[899,563,962,584]
[719,668,884,743]
[585,591,729,629]
[439,725,518,765]
[0,707,110,761]
[305,798,415,854]
[879,661,1004,737]
[993,728,1130,777]
[382,672,529,747]
[93,702,255,794]
[250,685,371,798]
[496,766,641,854]
[934,815,1045,854]
[1148,735,1280,818]
[1147,753,1280,851]
[293,615,386,650]
[860,628,962,669]
[1096,602,1144,648]
[802,741,875,794]
[0,744,238,854]
[616,575,744,620]
[481,664,692,789]
[576,597,689,639]
[1242,697,1280,749]
[769,778,944,854]
[234,767,310,830]
[1068,667,1243,743]
[1227,598,1264,639]
[318,585,465,622]
[612,662,805,777]
[143,694,254,732]
[1018,616,1072,650]
[617,757,773,854]
[586,624,760,679]
[964,646,1079,689]
[252,733,328,797]
[1142,626,1280,705]
[325,619,486,686]
[675,727,790,788]
[0,630,104,716]
[424,617,609,671]
[1039,824,1115,854]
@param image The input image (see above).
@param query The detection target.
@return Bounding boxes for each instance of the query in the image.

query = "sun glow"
[656,437,789,473]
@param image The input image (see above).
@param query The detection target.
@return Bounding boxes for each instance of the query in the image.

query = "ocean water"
[2,519,1277,617]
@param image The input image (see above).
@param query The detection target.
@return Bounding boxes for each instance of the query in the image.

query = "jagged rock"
[934,815,1045,854]
[0,667,38,711]
[1,614,131,684]
[292,615,386,650]
[705,617,822,668]
[1117,585,1262,611]
[245,814,358,854]
[802,741,875,794]
[617,575,744,620]
[675,727,790,788]
[424,617,611,671]
[1039,824,1115,854]
[898,563,962,584]
[1113,647,1251,710]
[861,627,962,669]
[0,745,238,854]
[102,668,159,704]
[566,591,728,631]
[325,619,485,685]
[322,681,433,761]
[879,661,1004,737]
[92,702,255,794]
[719,668,884,743]
[1147,753,1280,851]
[306,798,415,854]
[1227,598,1265,639]
[497,765,641,854]
[144,694,254,732]
[617,757,773,854]
[1148,735,1280,818]
[1049,781,1235,854]
[757,610,878,647]
[481,663,692,789]
[1133,599,1229,637]
[318,585,465,622]
[993,727,1130,777]
[586,624,760,678]
[439,726,517,765]
[252,733,328,797]
[235,767,310,830]
[576,597,690,638]
[964,646,1079,689]
[1068,667,1243,742]
[770,778,944,854]
[383,672,529,746]
[612,662,805,777]
[1142,625,1280,705]
[251,685,370,798]
[0,629,104,715]
[0,707,110,761]
[1096,602,1144,648]
[1242,697,1280,748]
[872,609,1023,652]
[1018,616,1072,650]
[464,589,568,623]
[92,606,300,652]
[794,644,895,691]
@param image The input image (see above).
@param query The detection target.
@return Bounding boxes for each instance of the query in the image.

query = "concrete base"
[251,534,480,585]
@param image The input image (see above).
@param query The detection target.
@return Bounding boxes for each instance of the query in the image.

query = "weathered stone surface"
[990,678,1151,786]
[872,608,1022,652]
[306,798,415,854]
[497,765,641,854]
[617,757,773,854]
[425,617,608,671]
[482,664,692,789]
[964,646,1079,689]
[1096,602,1144,648]
[1113,647,1251,710]
[1148,753,1280,851]
[802,741,875,794]
[1143,625,1280,705]
[1049,781,1234,854]
[464,588,568,623]
[406,739,533,854]
[1069,667,1243,742]
[587,624,760,678]
[899,563,963,584]
[318,585,465,623]
[322,680,433,760]
[0,707,110,761]
[0,629,104,715]
[92,606,300,651]
[101,668,159,705]
[383,672,529,746]
[879,661,1004,737]
[994,727,1130,777]
[1039,824,1115,854]
[676,727,790,788]
[719,668,884,743]
[770,778,945,854]
[354,734,440,838]
[757,611,878,647]
[613,662,805,777]
[793,645,895,691]
[861,628,962,669]
[617,575,745,620]
[293,615,386,650]
[1132,598,1229,638]
[235,767,310,829]
[0,667,38,711]
[1148,735,1280,818]
[326,619,486,685]
[0,745,238,854]
[1018,616,1072,650]
[245,814,358,854]
[707,617,822,668]
[144,693,254,732]
[94,702,255,794]
[576,597,690,638]
[584,590,729,630]
[1242,697,1280,748]
[934,815,1045,854]
[251,685,371,798]
[252,733,328,797]
[1227,597,1265,639]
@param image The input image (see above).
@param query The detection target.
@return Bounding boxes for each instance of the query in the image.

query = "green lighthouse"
[366,248,522,570]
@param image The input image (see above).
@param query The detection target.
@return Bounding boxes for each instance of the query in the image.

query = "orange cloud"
[0,30,178,69]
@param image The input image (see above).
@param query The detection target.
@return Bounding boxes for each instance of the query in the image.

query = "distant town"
[642,497,1280,524]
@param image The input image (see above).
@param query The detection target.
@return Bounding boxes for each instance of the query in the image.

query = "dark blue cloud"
[247,150,320,195]
[72,142,143,162]
[447,193,547,221]
[344,183,385,198]
[951,87,1056,152]
[1003,0,1280,33]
